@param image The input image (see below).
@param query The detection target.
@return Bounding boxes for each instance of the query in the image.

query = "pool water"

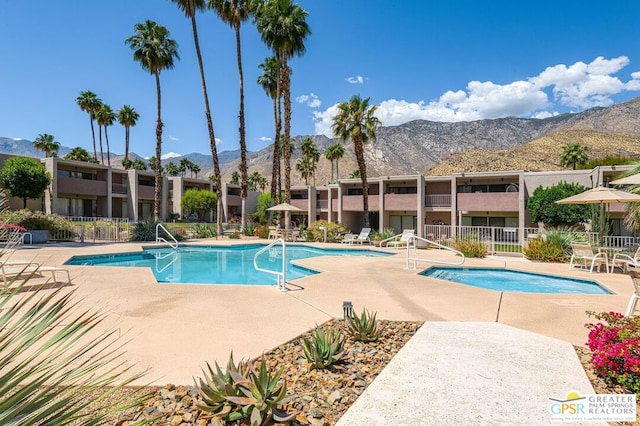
[420,267,611,294]
[65,244,391,285]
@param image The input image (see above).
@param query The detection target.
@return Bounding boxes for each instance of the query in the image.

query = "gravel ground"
[78,323,638,425]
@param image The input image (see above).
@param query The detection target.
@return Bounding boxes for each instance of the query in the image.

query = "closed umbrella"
[556,186,640,238]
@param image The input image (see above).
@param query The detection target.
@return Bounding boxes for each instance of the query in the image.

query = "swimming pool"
[65,244,392,285]
[420,267,612,294]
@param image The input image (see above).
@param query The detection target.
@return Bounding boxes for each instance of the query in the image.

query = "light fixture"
[343,301,353,319]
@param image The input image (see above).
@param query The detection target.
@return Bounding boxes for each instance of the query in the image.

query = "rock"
[327,390,342,405]
[308,407,324,419]
[170,415,183,426]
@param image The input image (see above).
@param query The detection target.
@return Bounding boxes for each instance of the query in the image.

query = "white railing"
[156,223,178,249]
[253,238,287,291]
[405,235,465,269]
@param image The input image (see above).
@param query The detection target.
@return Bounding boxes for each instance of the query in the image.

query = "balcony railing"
[425,194,451,207]
[112,183,128,194]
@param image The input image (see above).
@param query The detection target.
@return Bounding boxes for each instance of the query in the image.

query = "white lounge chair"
[353,228,372,245]
[612,247,640,273]
[569,243,609,273]
[381,229,415,249]
[626,267,640,316]
[341,233,358,244]
[1,263,71,285]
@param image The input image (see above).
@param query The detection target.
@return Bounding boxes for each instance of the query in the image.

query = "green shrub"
[305,220,349,243]
[543,226,588,253]
[301,326,345,369]
[345,307,385,342]
[255,225,270,239]
[453,240,487,258]
[526,181,590,226]
[228,231,241,239]
[196,353,295,424]
[243,222,256,236]
[130,220,184,242]
[193,223,217,239]
[370,228,395,242]
[0,209,74,235]
[522,237,568,262]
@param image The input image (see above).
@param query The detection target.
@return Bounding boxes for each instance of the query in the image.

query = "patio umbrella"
[611,173,640,185]
[267,202,303,231]
[555,186,640,238]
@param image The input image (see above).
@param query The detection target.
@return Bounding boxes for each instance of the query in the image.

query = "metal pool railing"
[253,238,287,291]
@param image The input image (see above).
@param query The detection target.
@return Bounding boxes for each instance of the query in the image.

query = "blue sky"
[2,1,640,160]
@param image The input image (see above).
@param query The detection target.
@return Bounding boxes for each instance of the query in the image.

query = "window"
[388,186,417,194]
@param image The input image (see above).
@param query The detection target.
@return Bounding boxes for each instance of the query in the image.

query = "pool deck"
[6,239,635,423]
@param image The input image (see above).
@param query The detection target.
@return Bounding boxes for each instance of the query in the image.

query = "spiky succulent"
[301,326,345,369]
[195,352,295,425]
[345,307,386,342]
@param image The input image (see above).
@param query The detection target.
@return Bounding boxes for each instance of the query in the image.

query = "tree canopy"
[526,181,590,226]
[0,157,52,208]
[181,189,217,222]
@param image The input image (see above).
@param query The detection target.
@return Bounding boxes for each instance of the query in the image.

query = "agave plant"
[345,307,386,342]
[0,272,149,425]
[301,326,345,369]
[196,353,295,425]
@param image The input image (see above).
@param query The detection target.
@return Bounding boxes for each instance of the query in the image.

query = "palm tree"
[116,105,140,167]
[325,142,344,183]
[248,171,268,191]
[64,146,94,163]
[230,170,240,184]
[257,56,282,209]
[349,169,361,179]
[33,133,61,157]
[295,156,313,185]
[75,91,102,162]
[171,0,223,235]
[96,104,116,166]
[210,0,251,230]
[299,137,319,185]
[254,0,310,205]
[132,159,148,171]
[560,143,589,170]
[126,20,179,221]
[165,161,181,176]
[332,95,381,228]
[191,163,201,178]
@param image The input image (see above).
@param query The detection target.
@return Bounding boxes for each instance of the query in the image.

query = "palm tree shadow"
[9,279,75,293]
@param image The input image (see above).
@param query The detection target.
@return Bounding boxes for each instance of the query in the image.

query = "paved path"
[337,322,605,426]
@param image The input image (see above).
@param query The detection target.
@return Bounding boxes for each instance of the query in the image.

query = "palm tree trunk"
[353,137,369,228]
[235,22,248,231]
[125,126,130,163]
[105,126,111,166]
[98,125,104,165]
[190,15,223,235]
[90,117,97,162]
[270,73,282,207]
[154,71,163,222]
[283,63,292,204]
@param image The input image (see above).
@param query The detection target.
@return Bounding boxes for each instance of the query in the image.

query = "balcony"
[384,193,417,210]
[138,185,155,199]
[57,177,107,196]
[227,194,241,206]
[457,192,519,212]
[112,183,128,195]
[290,199,307,211]
[316,199,328,210]
[341,194,380,211]
[425,194,451,207]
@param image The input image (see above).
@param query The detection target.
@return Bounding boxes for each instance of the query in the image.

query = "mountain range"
[4,96,640,183]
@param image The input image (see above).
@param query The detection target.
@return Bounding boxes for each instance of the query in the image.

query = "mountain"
[3,97,640,180]
[0,138,71,158]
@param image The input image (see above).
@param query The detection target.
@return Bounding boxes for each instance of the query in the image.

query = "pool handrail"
[155,250,179,273]
[406,235,465,269]
[156,223,178,249]
[253,238,288,291]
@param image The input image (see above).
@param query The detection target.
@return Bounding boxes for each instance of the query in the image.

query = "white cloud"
[215,137,222,145]
[168,135,179,142]
[346,75,364,84]
[312,56,640,135]
[161,152,182,160]
[296,93,321,108]
[259,136,272,142]
[12,137,23,141]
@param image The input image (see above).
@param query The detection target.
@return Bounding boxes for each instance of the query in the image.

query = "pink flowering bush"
[585,311,640,393]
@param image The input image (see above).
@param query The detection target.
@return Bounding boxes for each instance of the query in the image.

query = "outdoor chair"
[569,243,609,273]
[341,233,358,244]
[625,267,640,316]
[381,229,415,249]
[353,228,372,245]
[1,262,72,285]
[611,247,640,273]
